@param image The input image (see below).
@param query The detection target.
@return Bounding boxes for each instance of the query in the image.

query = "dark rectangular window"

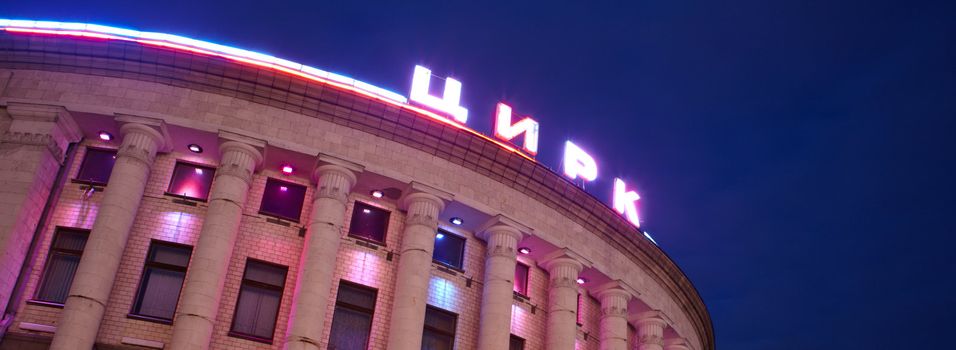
[421,306,457,350]
[432,230,465,270]
[514,262,529,297]
[328,281,377,350]
[230,259,287,343]
[259,178,307,222]
[130,241,192,322]
[509,335,526,350]
[576,293,583,325]
[166,161,216,201]
[35,228,89,304]
[75,147,116,185]
[348,202,390,244]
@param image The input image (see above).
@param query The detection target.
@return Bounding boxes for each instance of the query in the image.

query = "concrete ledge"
[121,336,165,349]
[18,322,55,333]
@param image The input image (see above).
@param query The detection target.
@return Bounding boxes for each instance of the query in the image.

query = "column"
[663,338,691,350]
[593,282,634,350]
[169,137,263,350]
[51,118,168,350]
[284,157,362,350]
[634,311,667,350]
[0,103,80,315]
[539,249,590,350]
[385,183,451,350]
[475,216,528,350]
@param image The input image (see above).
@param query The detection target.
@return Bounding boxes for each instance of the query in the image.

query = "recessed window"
[230,259,288,343]
[166,162,216,201]
[433,230,465,270]
[328,281,378,349]
[422,305,457,350]
[131,241,192,322]
[35,228,89,304]
[514,262,529,297]
[259,178,307,222]
[75,147,116,185]
[348,202,390,244]
[576,293,583,325]
[509,335,526,350]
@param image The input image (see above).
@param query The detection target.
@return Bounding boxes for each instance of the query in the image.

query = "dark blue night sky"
[6,1,955,348]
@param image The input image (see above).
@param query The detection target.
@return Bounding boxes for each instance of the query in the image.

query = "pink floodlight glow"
[563,141,597,181]
[281,165,294,175]
[410,65,468,123]
[613,178,641,227]
[493,103,540,156]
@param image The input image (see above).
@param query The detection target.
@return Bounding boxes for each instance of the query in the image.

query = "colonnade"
[39,117,692,350]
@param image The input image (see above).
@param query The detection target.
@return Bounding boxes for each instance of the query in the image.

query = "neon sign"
[0,19,646,231]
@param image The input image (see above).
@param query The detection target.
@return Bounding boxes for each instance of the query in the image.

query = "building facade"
[0,23,713,350]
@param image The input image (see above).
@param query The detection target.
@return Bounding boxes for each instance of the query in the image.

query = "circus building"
[0,20,712,350]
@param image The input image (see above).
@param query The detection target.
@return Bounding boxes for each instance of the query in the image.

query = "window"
[509,335,526,350]
[328,281,377,350]
[75,147,116,185]
[230,259,288,342]
[514,262,529,297]
[348,202,390,244]
[259,178,307,222]
[576,293,583,326]
[421,306,457,350]
[130,241,192,322]
[166,162,216,201]
[35,228,89,304]
[432,230,465,270]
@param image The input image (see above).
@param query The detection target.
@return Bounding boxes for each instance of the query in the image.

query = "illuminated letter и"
[563,141,597,182]
[613,178,641,227]
[410,65,469,123]
[493,103,540,156]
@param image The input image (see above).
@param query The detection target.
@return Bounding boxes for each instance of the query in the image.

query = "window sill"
[72,179,108,187]
[164,192,208,203]
[25,299,63,309]
[227,331,274,345]
[433,261,465,274]
[513,291,530,302]
[348,235,386,248]
[127,313,173,325]
[259,211,300,224]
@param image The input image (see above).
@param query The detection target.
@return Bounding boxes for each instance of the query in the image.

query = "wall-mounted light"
[187,144,203,153]
[281,165,294,175]
[518,247,531,255]
[576,277,587,285]
[371,190,384,198]
[98,131,113,141]
[449,217,463,226]
[436,232,445,239]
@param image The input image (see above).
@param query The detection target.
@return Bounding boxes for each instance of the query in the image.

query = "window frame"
[32,227,90,306]
[128,240,193,324]
[347,201,391,245]
[164,160,217,202]
[509,334,526,350]
[327,280,378,350]
[422,305,458,350]
[228,258,288,344]
[513,262,530,298]
[73,147,117,186]
[258,177,308,223]
[432,229,466,271]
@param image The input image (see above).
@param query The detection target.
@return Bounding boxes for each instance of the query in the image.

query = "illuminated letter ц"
[410,65,469,123]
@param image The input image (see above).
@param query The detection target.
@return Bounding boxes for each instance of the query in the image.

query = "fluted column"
[0,103,80,316]
[475,216,527,350]
[634,311,667,350]
[540,249,589,350]
[168,139,263,350]
[385,184,450,350]
[284,159,361,350]
[594,284,632,350]
[663,338,691,350]
[51,121,167,350]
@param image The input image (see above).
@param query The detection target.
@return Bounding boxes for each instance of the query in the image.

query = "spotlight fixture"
[436,232,445,239]
[279,186,288,192]
[371,190,384,198]
[194,168,204,175]
[97,131,113,141]
[281,165,294,175]
[518,247,531,255]
[449,217,463,226]
[576,277,587,285]
[187,144,203,153]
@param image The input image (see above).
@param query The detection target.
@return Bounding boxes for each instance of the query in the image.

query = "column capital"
[115,114,172,152]
[219,130,266,168]
[218,141,264,166]
[664,337,692,350]
[476,214,531,243]
[631,310,669,328]
[538,248,592,273]
[592,280,639,301]
[316,153,365,175]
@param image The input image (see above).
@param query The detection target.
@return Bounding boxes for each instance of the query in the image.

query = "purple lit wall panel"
[259,178,307,222]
